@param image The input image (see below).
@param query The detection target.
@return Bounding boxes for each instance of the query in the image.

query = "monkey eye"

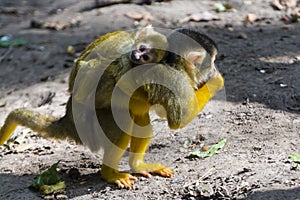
[141,54,154,63]
[138,44,147,52]
[142,54,149,62]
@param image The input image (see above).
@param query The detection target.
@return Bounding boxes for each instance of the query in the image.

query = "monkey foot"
[134,163,174,179]
[101,165,137,190]
[106,172,137,190]
[114,173,137,189]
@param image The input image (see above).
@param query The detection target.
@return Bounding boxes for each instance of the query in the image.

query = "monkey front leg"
[129,114,173,178]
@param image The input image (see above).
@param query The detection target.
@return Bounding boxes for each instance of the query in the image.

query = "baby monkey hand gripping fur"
[0,26,224,189]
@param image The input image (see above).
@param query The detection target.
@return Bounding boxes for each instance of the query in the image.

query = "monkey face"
[130,27,168,65]
[130,42,167,65]
[130,43,154,64]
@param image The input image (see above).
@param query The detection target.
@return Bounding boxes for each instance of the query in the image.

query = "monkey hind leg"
[0,108,79,145]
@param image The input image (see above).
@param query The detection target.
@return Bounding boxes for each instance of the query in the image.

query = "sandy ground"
[0,0,299,199]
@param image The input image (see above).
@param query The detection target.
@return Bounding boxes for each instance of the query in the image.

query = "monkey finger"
[128,174,138,181]
[139,171,152,178]
[115,179,135,190]
[152,167,174,178]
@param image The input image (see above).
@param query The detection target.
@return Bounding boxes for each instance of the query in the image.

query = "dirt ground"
[0,0,300,199]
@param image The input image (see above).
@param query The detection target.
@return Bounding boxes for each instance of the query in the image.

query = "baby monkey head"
[130,25,168,64]
[166,28,219,90]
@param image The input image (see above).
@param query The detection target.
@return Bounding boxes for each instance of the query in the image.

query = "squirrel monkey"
[0,27,224,190]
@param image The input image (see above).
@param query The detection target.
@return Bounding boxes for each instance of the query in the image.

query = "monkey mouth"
[130,50,151,64]
[196,67,217,89]
[133,50,144,60]
[130,50,140,63]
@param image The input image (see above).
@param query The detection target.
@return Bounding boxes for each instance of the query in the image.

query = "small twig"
[285,100,300,111]
[183,168,217,188]
[286,105,300,111]
[0,45,13,63]
[96,0,132,7]
[38,92,56,107]
[219,185,231,197]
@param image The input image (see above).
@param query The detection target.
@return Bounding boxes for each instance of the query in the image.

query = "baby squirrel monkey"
[0,26,224,189]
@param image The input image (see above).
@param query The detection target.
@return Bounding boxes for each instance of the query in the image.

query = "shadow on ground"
[0,172,108,200]
[245,187,300,200]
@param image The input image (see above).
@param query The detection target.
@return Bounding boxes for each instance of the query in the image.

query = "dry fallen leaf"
[0,101,6,107]
[125,11,144,20]
[272,0,285,10]
[180,12,220,23]
[237,32,248,39]
[125,11,153,21]
[143,12,154,21]
[43,12,82,31]
[16,143,35,153]
[280,0,297,8]
[271,0,298,10]
[290,7,300,22]
[245,13,257,23]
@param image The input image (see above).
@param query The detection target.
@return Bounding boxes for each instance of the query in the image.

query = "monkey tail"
[0,108,80,145]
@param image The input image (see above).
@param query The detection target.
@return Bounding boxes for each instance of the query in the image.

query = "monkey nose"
[132,50,144,60]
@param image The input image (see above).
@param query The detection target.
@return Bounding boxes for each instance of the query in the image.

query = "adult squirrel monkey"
[0,26,224,190]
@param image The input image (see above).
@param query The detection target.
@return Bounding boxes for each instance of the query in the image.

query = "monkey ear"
[186,51,206,67]
[134,24,154,40]
[185,51,206,89]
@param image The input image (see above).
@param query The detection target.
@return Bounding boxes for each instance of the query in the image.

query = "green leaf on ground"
[214,2,234,12]
[189,139,227,158]
[214,2,226,12]
[0,38,27,47]
[290,154,300,164]
[40,181,66,195]
[29,161,66,194]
